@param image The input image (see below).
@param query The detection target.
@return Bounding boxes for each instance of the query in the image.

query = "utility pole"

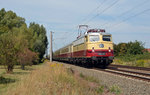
[50,31,53,62]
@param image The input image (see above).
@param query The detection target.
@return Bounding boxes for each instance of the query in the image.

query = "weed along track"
[56,61,150,95]
[57,61,150,82]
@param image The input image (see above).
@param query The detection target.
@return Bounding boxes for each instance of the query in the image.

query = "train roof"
[54,43,72,52]
[87,32,111,35]
[87,29,105,33]
[86,29,111,35]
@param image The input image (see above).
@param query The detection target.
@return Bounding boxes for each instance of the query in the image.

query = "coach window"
[89,35,99,42]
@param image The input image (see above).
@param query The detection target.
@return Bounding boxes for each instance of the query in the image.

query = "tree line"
[114,40,146,57]
[0,8,48,73]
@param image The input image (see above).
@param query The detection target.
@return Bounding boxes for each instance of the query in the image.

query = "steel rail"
[94,68,150,82]
[107,67,150,77]
[109,64,150,71]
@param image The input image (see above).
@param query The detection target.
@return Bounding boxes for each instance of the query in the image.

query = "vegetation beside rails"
[113,53,150,67]
[114,41,150,67]
[79,72,121,95]
[0,62,122,95]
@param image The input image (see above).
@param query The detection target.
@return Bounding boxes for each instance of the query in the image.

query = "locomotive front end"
[86,29,114,67]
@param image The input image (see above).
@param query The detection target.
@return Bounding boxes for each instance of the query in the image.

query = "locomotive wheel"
[101,59,109,69]
[86,61,93,68]
[82,59,87,67]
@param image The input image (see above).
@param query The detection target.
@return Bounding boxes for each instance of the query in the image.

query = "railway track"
[109,64,150,71]
[95,64,150,82]
[55,61,150,82]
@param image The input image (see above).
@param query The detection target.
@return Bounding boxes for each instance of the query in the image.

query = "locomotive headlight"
[109,47,111,52]
[109,49,111,52]
[92,47,95,52]
[99,44,104,48]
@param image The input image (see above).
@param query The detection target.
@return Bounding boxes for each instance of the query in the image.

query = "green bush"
[136,60,145,67]
[114,41,145,57]
[116,53,150,62]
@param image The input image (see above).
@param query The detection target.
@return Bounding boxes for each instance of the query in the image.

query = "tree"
[114,41,145,57]
[12,25,39,69]
[29,22,48,62]
[0,8,25,30]
[0,8,48,72]
[17,48,38,70]
[0,33,20,73]
[127,41,144,55]
[114,43,127,56]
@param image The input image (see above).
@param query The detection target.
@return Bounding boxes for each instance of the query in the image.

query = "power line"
[101,0,149,27]
[55,0,114,44]
[84,0,120,24]
[80,0,107,23]
[53,42,59,51]
[106,8,150,29]
[57,0,119,47]
[54,1,150,51]
[63,0,119,39]
[118,0,149,18]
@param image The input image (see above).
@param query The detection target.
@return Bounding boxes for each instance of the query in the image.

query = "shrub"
[136,60,145,67]
[17,48,38,70]
[114,41,145,56]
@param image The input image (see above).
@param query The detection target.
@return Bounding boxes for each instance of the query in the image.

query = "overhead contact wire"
[84,0,120,24]
[107,8,150,29]
[101,0,149,27]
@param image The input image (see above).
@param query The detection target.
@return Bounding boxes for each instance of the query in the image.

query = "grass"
[113,58,150,67]
[109,85,121,95]
[0,76,16,84]
[115,53,150,62]
[79,73,122,94]
[0,62,122,95]
[96,86,104,94]
[113,53,150,67]
[0,65,40,95]
[79,73,99,83]
[0,62,98,95]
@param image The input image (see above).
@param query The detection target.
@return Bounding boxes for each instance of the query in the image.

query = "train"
[53,28,114,68]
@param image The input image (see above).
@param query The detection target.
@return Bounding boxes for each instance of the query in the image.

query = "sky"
[0,0,150,51]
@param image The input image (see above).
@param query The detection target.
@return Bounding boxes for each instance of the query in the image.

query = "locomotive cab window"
[103,35,111,41]
[89,35,99,42]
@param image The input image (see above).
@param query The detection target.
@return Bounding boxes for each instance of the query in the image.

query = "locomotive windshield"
[89,35,99,42]
[103,35,111,41]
